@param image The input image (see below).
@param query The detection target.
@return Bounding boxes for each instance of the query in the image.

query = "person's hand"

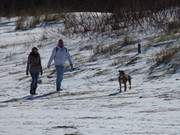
[41,71,43,76]
[47,65,50,69]
[70,64,73,69]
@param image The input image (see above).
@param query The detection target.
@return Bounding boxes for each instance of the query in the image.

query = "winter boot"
[30,89,36,95]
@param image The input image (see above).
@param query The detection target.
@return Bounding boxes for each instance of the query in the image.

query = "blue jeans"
[30,72,39,94]
[55,65,64,90]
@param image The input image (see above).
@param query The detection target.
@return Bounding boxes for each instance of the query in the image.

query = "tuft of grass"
[111,59,122,66]
[43,14,65,22]
[15,17,26,30]
[28,16,41,28]
[15,14,64,30]
[93,69,109,77]
[153,46,180,65]
[155,33,179,43]
[93,43,121,56]
[126,56,140,66]
[111,55,134,66]
[15,16,40,30]
[122,36,136,46]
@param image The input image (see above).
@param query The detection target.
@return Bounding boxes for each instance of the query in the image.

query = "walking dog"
[118,70,131,92]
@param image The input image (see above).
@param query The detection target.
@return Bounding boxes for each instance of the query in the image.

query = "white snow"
[0,17,180,135]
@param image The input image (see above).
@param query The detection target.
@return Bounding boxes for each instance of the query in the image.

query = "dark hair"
[58,39,63,44]
[32,47,38,51]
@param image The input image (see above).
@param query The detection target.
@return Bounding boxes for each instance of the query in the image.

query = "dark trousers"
[30,72,39,94]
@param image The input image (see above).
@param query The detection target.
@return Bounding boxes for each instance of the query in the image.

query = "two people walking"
[26,39,73,95]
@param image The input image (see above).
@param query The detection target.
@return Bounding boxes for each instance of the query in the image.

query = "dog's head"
[119,70,125,76]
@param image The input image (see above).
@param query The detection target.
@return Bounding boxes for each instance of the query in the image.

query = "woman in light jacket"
[47,39,73,91]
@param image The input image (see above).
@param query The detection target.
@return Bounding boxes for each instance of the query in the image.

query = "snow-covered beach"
[0,18,180,135]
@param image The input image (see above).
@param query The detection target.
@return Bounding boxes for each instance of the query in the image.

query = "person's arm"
[47,48,56,68]
[39,55,43,75]
[26,55,30,75]
[66,49,73,68]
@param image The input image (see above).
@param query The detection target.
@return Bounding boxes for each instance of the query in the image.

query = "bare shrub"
[167,21,180,33]
[64,12,115,34]
[1,0,180,36]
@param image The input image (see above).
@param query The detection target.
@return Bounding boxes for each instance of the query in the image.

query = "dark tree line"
[0,0,180,16]
[1,0,180,33]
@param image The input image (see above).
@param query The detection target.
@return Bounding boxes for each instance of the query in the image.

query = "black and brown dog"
[118,70,131,93]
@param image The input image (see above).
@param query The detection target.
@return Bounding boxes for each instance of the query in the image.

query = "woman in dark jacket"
[26,47,43,95]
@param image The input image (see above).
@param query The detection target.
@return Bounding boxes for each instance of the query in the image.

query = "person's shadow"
[0,91,59,103]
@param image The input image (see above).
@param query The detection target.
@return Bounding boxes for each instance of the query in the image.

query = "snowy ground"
[0,18,180,135]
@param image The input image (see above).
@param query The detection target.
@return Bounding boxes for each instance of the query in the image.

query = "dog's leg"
[124,82,127,92]
[128,77,131,89]
[118,77,122,93]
